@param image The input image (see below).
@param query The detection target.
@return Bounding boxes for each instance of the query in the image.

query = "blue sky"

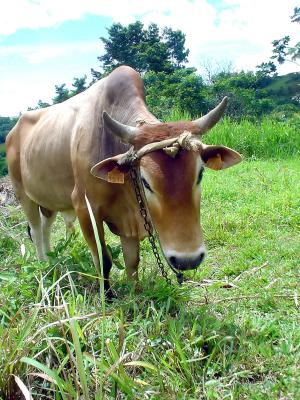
[1,0,299,116]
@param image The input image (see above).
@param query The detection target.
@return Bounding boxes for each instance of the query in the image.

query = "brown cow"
[6,66,241,298]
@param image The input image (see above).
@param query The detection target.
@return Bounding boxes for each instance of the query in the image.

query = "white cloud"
[0,78,52,116]
[0,41,101,64]
[1,0,299,73]
[2,0,299,41]
[0,40,103,116]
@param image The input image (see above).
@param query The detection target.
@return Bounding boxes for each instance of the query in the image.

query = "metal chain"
[130,167,173,285]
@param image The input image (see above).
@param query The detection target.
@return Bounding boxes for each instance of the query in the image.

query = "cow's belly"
[20,120,76,210]
[24,176,74,210]
[21,152,75,210]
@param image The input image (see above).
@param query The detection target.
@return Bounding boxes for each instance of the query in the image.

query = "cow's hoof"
[134,282,142,294]
[105,289,116,303]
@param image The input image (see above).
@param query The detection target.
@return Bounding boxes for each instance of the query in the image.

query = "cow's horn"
[103,111,138,144]
[193,97,228,134]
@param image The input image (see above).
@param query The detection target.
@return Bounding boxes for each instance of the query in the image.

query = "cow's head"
[91,98,242,271]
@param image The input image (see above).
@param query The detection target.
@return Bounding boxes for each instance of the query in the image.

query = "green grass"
[0,158,299,399]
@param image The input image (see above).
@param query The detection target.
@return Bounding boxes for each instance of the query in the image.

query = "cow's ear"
[91,155,130,184]
[200,145,242,170]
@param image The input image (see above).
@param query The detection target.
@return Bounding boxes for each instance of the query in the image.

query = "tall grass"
[206,117,300,159]
[166,110,300,159]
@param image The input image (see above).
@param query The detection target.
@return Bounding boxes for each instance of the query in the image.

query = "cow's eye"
[142,177,153,193]
[197,168,204,185]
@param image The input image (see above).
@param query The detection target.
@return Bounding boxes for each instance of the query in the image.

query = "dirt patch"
[0,175,17,206]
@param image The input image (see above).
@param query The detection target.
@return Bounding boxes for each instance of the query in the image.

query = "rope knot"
[163,143,180,158]
[163,131,201,158]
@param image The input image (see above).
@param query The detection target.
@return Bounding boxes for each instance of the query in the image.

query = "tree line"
[27,9,299,122]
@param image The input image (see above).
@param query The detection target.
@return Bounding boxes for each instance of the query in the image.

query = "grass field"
[0,156,299,399]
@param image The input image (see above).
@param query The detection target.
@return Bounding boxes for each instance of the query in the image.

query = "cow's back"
[6,66,156,212]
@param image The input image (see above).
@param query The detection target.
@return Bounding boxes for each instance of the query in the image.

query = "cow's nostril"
[166,249,206,270]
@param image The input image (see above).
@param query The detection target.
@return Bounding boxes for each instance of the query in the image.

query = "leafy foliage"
[271,36,292,64]
[98,21,189,74]
[0,118,18,175]
[207,71,276,119]
[0,116,18,143]
[52,83,70,104]
[32,75,88,108]
[256,61,277,77]
[71,75,88,95]
[144,68,207,119]
[264,7,300,72]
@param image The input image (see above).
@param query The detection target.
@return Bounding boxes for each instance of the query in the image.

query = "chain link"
[130,167,173,285]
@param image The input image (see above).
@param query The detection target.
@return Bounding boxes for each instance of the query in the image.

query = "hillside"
[265,72,300,102]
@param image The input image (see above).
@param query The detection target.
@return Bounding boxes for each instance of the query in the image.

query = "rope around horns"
[117,131,202,167]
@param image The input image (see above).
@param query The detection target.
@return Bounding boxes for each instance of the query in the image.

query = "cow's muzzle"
[165,247,206,271]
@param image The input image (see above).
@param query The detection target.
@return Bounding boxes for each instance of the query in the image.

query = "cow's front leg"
[75,204,114,300]
[40,207,57,256]
[120,236,140,289]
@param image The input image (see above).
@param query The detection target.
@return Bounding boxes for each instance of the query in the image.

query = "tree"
[270,7,300,68]
[30,76,87,110]
[208,71,276,119]
[98,21,189,74]
[71,75,87,95]
[37,100,51,109]
[144,68,206,119]
[90,68,103,84]
[19,19,298,127]
[256,61,277,78]
[52,84,70,104]
[163,27,189,67]
[0,116,18,176]
[0,116,18,143]
[271,36,293,64]
[99,21,144,72]
[200,58,234,84]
